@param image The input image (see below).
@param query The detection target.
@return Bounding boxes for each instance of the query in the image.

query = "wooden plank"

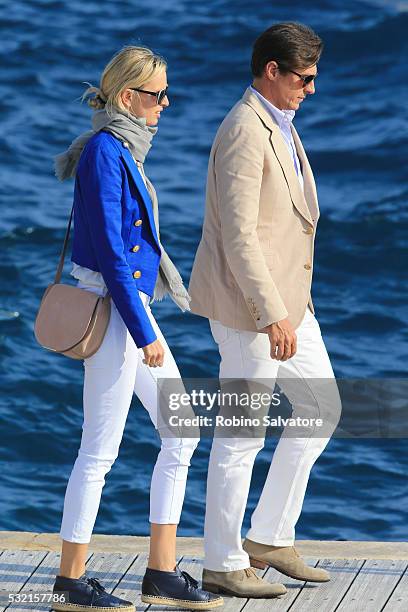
[0,550,47,612]
[288,558,364,612]
[81,552,136,589]
[0,535,38,552]
[3,533,408,560]
[335,559,408,612]
[244,557,319,611]
[6,551,66,612]
[0,533,207,556]
[5,549,95,612]
[2,547,408,612]
[3,550,146,612]
[382,564,408,611]
[109,552,150,612]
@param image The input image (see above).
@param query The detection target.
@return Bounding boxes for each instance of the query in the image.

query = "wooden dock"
[0,532,407,612]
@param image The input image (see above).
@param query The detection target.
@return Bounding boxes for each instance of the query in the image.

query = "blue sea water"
[0,0,407,542]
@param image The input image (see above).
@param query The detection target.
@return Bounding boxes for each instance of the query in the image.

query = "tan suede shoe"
[243,539,330,582]
[202,567,287,598]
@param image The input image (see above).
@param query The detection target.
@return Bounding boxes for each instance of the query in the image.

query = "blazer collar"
[120,144,160,249]
[242,87,316,226]
[242,87,279,133]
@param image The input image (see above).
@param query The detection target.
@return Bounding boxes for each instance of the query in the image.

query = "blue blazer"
[71,131,161,348]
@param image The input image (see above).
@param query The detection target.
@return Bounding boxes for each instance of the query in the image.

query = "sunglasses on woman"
[130,86,169,105]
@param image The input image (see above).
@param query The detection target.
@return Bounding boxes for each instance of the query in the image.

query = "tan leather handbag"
[34,205,111,359]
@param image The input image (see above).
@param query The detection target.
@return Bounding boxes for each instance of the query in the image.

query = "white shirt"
[249,85,304,191]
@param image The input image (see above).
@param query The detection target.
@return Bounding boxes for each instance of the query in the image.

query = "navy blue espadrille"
[141,566,223,609]
[52,573,135,612]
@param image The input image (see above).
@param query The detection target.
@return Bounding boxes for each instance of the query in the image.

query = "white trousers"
[204,307,341,571]
[59,286,199,544]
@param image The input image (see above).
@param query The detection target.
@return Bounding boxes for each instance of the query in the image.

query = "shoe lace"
[181,570,199,590]
[244,567,260,581]
[86,577,106,593]
[292,547,301,558]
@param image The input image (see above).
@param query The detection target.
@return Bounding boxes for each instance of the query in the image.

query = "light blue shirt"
[250,85,304,191]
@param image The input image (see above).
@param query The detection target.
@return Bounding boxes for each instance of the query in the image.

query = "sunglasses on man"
[287,69,317,86]
[130,86,169,105]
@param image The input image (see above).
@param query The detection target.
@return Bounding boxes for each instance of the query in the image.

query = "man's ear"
[265,60,279,81]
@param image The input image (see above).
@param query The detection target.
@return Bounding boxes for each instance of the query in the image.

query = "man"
[188,22,341,598]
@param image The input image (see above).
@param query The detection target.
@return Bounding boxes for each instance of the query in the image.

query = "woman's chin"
[147,116,159,126]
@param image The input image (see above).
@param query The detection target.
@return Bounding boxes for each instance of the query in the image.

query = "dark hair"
[251,22,323,77]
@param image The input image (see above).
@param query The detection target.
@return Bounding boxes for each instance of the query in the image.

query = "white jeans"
[204,307,341,571]
[59,285,199,543]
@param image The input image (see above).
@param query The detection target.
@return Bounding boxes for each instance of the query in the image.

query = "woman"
[51,46,223,611]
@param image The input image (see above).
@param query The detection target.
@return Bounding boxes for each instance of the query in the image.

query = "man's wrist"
[261,320,280,333]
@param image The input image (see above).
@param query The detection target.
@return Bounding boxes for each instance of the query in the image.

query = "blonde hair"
[82,45,167,114]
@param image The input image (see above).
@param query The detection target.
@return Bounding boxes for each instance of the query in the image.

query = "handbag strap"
[54,205,110,298]
[54,204,74,284]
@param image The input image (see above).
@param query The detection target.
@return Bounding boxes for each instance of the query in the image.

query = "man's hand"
[142,339,165,367]
[265,318,297,361]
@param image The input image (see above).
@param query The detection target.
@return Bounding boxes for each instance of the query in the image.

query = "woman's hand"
[142,339,165,367]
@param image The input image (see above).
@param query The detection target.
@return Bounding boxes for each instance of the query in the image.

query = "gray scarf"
[55,108,191,311]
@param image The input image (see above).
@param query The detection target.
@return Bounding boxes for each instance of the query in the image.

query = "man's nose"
[305,80,315,95]
[162,94,170,107]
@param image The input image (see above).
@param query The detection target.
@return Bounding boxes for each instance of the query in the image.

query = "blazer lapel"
[242,88,314,226]
[121,147,161,249]
[291,125,320,223]
[269,128,314,225]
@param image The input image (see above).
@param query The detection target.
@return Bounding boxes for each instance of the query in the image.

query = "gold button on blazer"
[188,87,320,332]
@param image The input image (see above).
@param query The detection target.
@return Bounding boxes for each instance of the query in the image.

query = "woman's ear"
[120,88,132,111]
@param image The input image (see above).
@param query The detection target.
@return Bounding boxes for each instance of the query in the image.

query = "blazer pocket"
[263,250,279,269]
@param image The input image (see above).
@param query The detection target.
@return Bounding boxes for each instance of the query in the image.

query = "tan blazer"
[188,87,320,332]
